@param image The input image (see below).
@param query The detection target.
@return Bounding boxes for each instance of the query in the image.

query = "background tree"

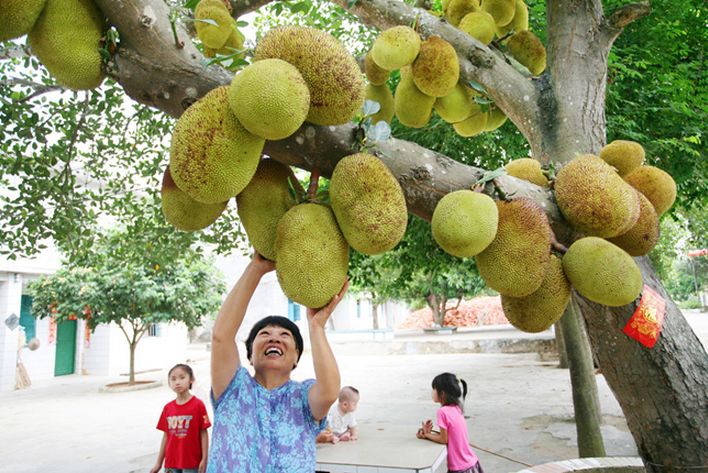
[1,0,706,468]
[27,220,225,384]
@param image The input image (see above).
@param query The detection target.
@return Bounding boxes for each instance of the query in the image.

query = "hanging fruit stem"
[307,168,320,201]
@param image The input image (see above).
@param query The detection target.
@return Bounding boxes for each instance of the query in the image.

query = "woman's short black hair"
[432,372,468,409]
[245,315,304,364]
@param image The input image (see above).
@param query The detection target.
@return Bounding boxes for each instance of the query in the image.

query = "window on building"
[20,295,36,340]
[287,300,301,321]
[146,324,161,337]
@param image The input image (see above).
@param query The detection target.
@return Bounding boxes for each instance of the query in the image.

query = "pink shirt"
[437,404,479,471]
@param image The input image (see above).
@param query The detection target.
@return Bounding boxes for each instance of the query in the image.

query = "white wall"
[0,276,23,391]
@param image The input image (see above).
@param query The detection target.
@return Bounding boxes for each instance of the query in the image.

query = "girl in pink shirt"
[416,372,484,473]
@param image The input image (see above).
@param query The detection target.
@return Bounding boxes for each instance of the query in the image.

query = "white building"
[0,247,409,392]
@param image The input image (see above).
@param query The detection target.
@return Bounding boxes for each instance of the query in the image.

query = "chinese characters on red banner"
[623,285,666,348]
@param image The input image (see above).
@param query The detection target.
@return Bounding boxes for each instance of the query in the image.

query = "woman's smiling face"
[251,324,299,371]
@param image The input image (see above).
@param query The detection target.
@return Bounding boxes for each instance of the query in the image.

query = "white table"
[316,423,448,473]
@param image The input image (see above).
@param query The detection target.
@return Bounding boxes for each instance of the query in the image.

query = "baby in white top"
[316,386,359,443]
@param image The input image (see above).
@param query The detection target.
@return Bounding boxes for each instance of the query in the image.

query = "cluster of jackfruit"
[430,140,676,333]
[162,23,407,307]
[1,0,105,90]
[364,25,510,138]
[442,0,546,76]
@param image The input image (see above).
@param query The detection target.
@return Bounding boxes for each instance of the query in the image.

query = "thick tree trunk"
[129,342,136,385]
[576,258,708,472]
[372,302,380,330]
[559,300,606,457]
[93,0,708,468]
[554,321,569,369]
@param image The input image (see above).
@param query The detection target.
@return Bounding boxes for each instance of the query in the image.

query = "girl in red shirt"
[151,364,211,473]
[416,372,484,473]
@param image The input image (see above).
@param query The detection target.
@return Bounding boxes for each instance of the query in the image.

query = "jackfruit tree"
[0,0,706,469]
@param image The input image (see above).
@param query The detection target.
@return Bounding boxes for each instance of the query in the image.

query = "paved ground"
[2,310,705,473]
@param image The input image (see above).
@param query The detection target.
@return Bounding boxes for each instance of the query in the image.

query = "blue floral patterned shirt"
[207,366,325,473]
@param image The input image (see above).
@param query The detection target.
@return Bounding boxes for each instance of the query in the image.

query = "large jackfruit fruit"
[431,190,498,258]
[607,191,659,256]
[496,0,528,36]
[554,154,640,238]
[370,26,421,70]
[482,0,516,26]
[412,36,460,97]
[329,153,408,255]
[599,140,645,176]
[483,106,508,131]
[365,84,395,124]
[434,83,475,123]
[501,255,571,333]
[505,158,548,187]
[161,167,228,232]
[506,30,546,75]
[452,107,488,137]
[236,159,295,261]
[458,12,496,45]
[275,203,349,308]
[475,198,552,297]
[394,67,435,128]
[446,0,480,27]
[0,0,46,41]
[228,59,310,140]
[169,86,265,204]
[562,237,643,307]
[254,26,365,126]
[28,0,104,90]
[194,0,233,49]
[365,51,390,86]
[624,165,676,216]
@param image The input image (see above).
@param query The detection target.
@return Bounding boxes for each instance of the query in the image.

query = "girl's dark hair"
[245,315,304,368]
[431,372,468,409]
[168,363,194,389]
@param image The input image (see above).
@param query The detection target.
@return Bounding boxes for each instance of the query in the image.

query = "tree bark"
[554,321,569,369]
[560,300,606,457]
[91,0,708,468]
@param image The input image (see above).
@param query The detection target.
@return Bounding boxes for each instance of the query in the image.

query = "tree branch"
[600,2,652,46]
[0,43,32,61]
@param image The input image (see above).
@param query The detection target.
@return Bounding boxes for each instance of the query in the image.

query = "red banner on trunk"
[623,285,666,348]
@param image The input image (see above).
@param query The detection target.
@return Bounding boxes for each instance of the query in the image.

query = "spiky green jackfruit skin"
[452,108,487,137]
[505,158,548,187]
[0,0,46,41]
[599,140,645,176]
[254,26,365,126]
[161,167,227,232]
[330,153,408,255]
[607,191,659,256]
[475,198,552,297]
[501,255,570,333]
[170,86,265,204]
[554,154,640,238]
[624,165,676,216]
[236,159,295,261]
[459,11,496,44]
[446,0,480,27]
[370,26,421,70]
[365,51,390,86]
[275,203,349,308]
[365,84,395,124]
[195,0,233,49]
[434,83,474,123]
[482,0,516,26]
[432,190,498,257]
[562,237,643,307]
[506,30,546,75]
[483,106,508,131]
[228,59,310,140]
[394,67,435,128]
[412,36,460,97]
[495,0,528,36]
[27,0,104,90]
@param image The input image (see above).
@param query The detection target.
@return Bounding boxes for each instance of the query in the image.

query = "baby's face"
[341,398,359,413]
